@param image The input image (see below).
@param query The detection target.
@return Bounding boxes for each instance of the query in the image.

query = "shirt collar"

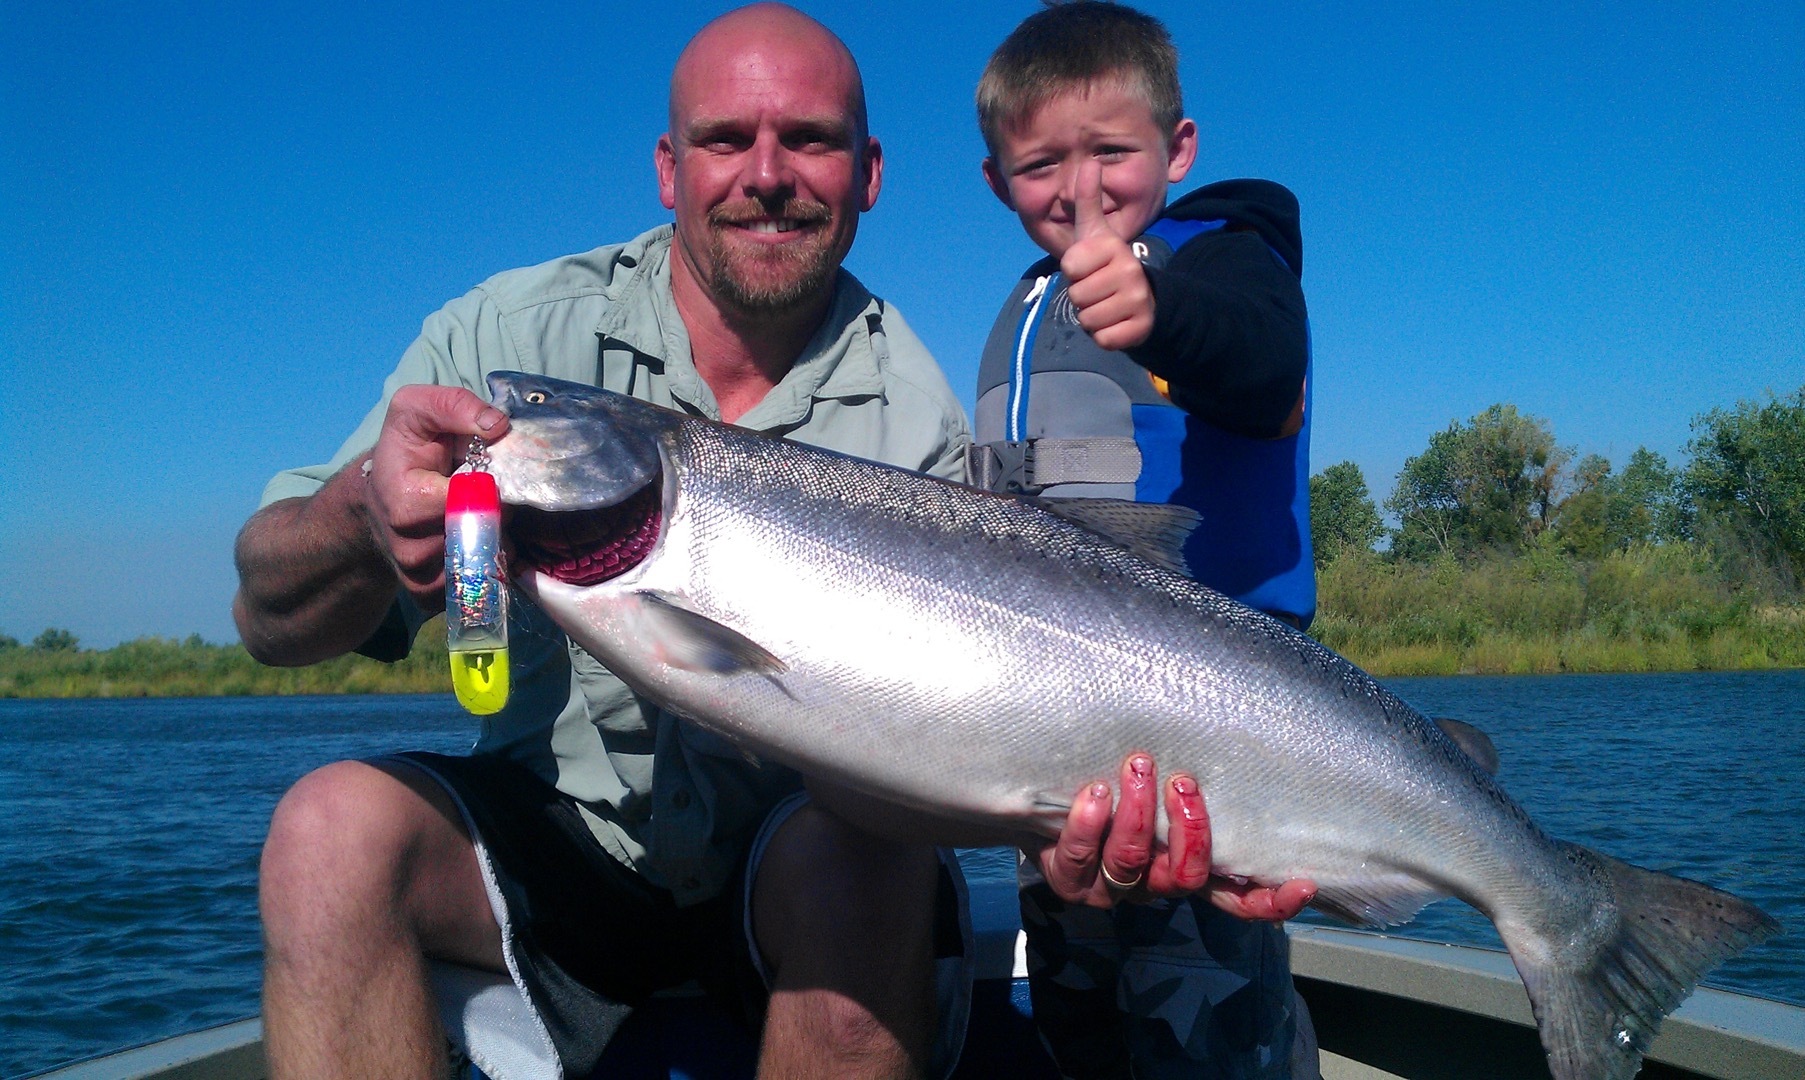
[596,228,887,430]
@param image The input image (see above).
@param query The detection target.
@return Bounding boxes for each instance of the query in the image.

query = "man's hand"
[364,385,509,611]
[233,384,507,665]
[1059,159,1156,352]
[1028,753,1316,919]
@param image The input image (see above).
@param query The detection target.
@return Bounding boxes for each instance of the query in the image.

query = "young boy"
[970,3,1317,1077]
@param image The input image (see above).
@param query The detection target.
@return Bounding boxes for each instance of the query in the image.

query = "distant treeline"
[0,627,452,699]
[1307,385,1805,673]
[5,386,1801,696]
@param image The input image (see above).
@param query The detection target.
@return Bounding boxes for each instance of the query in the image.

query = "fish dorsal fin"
[1434,717,1501,776]
[633,591,787,676]
[1030,497,1200,577]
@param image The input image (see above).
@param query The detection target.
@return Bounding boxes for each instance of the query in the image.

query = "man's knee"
[267,761,409,873]
[754,803,939,970]
[754,805,943,1076]
[261,761,463,926]
[262,758,501,970]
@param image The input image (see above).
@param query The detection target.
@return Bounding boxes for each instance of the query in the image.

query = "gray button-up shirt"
[262,226,970,904]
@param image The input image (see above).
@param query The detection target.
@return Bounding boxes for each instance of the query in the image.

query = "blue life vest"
[971,215,1316,626]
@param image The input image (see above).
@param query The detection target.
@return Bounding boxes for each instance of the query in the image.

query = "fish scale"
[484,371,1779,1080]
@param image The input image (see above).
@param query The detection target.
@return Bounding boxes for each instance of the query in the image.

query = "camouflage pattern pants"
[1020,873,1319,1080]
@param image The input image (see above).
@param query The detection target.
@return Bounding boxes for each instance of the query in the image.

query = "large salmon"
[483,371,1777,1080]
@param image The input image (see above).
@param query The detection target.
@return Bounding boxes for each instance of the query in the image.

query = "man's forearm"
[233,459,399,666]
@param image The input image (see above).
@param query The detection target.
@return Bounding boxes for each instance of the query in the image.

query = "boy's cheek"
[1024,216,1074,259]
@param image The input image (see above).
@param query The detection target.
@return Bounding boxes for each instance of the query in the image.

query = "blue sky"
[3,1,1800,648]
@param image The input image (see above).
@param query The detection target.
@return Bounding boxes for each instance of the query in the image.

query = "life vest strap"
[966,437,1142,493]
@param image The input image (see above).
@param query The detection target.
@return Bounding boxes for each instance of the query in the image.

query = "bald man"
[235,4,1312,1075]
[238,6,973,1077]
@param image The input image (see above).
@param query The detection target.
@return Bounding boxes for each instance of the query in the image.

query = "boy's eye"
[1095,148,1132,164]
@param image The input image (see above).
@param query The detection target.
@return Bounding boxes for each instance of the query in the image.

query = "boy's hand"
[1060,158,1155,351]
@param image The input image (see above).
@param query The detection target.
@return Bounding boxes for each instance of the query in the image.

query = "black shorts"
[385,751,973,1078]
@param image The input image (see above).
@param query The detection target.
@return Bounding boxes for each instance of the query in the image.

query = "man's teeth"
[745,220,800,234]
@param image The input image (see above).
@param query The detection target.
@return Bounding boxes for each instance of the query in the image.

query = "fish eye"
[524,391,547,404]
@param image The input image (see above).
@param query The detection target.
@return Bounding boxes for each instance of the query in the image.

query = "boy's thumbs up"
[1060,156,1155,351]
[1073,157,1112,241]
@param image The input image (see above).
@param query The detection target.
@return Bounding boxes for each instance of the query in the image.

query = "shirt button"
[670,788,691,810]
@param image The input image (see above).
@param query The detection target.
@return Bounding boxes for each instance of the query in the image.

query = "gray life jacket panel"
[971,218,1316,626]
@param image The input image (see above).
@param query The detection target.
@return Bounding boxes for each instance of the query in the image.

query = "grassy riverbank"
[5,543,1802,697]
[1312,543,1805,675]
[0,628,451,698]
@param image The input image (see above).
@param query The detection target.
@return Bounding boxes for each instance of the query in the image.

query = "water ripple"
[1,694,473,1077]
[2,676,1800,1076]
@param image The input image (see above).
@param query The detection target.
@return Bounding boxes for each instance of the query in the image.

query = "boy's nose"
[1054,167,1079,216]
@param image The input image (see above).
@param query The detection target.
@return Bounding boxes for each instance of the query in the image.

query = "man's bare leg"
[752,802,941,1080]
[259,760,505,1080]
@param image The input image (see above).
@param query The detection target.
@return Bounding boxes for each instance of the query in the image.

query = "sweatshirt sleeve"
[1127,228,1309,439]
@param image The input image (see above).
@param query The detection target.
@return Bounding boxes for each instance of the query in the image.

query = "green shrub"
[0,619,462,699]
[1314,543,1802,676]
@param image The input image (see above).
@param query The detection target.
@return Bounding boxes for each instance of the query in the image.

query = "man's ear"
[981,158,1016,210]
[860,136,884,212]
[1166,119,1199,184]
[656,134,678,211]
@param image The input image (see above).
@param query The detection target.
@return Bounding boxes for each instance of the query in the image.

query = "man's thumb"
[391,384,508,443]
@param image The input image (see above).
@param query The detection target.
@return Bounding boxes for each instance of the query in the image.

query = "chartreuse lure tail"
[445,467,509,715]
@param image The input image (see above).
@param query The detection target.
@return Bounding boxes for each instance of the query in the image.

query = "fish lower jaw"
[510,485,663,586]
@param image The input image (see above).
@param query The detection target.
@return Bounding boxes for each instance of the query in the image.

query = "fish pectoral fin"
[1308,875,1448,929]
[1029,497,1200,577]
[633,591,788,676]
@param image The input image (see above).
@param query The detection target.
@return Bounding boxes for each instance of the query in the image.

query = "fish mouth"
[507,480,663,587]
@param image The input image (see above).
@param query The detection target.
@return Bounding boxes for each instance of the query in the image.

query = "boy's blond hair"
[976,1,1183,158]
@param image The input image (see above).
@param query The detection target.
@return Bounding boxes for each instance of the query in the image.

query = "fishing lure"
[445,440,509,715]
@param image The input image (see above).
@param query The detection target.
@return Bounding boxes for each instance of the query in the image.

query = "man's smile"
[708,198,832,241]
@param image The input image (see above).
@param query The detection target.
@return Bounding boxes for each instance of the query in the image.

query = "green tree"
[1553,454,1614,559]
[1554,448,1688,559]
[31,628,80,652]
[1386,424,1463,560]
[1310,461,1383,566]
[1685,386,1805,582]
[0,634,18,651]
[1613,447,1686,546]
[1387,404,1569,560]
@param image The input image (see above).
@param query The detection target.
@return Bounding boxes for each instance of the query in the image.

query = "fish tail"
[1506,843,1780,1080]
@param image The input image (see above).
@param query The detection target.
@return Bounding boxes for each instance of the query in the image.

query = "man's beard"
[702,198,839,315]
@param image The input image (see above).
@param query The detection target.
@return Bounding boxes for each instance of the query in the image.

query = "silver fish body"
[485,372,1777,1080]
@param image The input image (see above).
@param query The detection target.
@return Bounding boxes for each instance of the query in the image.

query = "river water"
[3,671,1801,1077]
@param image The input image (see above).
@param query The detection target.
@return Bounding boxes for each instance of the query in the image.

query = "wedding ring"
[1101,864,1144,891]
